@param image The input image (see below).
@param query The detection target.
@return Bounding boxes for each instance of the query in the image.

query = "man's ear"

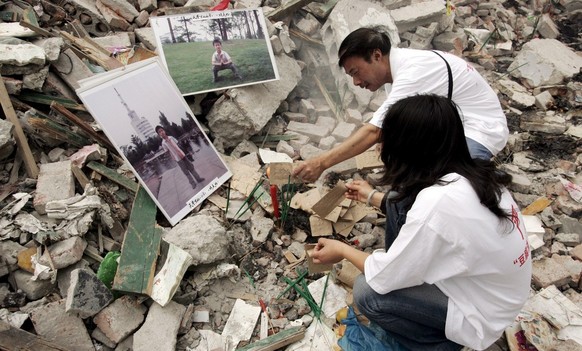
[373,49,382,61]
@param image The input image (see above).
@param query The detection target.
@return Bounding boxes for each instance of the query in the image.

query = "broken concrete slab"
[508,39,582,88]
[163,214,229,266]
[93,295,147,343]
[29,299,95,351]
[133,301,186,351]
[207,53,302,148]
[33,160,75,215]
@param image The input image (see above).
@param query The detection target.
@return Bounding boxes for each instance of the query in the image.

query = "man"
[293,27,508,182]
[211,38,242,83]
[156,125,205,187]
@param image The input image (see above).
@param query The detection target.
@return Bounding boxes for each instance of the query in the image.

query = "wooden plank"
[267,0,314,21]
[18,90,86,111]
[235,326,305,351]
[50,102,116,152]
[27,116,91,148]
[0,73,39,179]
[0,321,73,351]
[18,20,53,37]
[59,31,123,71]
[71,165,91,189]
[112,186,161,295]
[86,161,138,192]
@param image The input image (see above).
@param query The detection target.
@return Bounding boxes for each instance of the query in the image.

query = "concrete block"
[12,269,56,300]
[287,121,331,143]
[0,43,46,67]
[66,268,113,318]
[98,0,139,22]
[318,136,336,150]
[94,295,147,343]
[286,132,310,151]
[555,233,581,247]
[133,301,186,351]
[535,90,555,110]
[299,99,316,120]
[283,111,308,123]
[33,160,75,215]
[30,299,94,351]
[508,39,582,87]
[38,236,88,269]
[390,0,448,33]
[537,13,559,39]
[135,10,149,27]
[96,0,131,30]
[532,256,574,289]
[138,0,157,12]
[276,140,295,158]
[299,144,324,161]
[0,240,25,277]
[344,108,363,125]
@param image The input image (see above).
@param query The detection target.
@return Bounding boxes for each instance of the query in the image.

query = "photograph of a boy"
[211,38,242,82]
[156,125,205,187]
[151,8,278,96]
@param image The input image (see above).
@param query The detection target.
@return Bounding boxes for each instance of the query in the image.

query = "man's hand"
[293,157,325,183]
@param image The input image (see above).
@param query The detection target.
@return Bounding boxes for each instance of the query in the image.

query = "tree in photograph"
[176,16,195,42]
[252,10,264,39]
[166,17,176,43]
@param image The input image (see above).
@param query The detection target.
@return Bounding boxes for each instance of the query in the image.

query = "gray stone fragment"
[163,215,229,265]
[94,295,147,343]
[508,39,582,87]
[30,299,94,351]
[33,160,75,215]
[0,119,14,161]
[532,256,573,289]
[98,0,139,21]
[0,43,46,66]
[38,236,88,269]
[12,270,56,300]
[133,301,186,351]
[66,268,113,318]
[207,54,302,148]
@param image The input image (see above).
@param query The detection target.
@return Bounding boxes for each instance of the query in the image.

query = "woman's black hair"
[338,27,392,68]
[378,94,512,220]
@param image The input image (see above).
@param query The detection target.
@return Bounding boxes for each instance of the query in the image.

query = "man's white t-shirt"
[370,48,508,156]
[364,174,532,350]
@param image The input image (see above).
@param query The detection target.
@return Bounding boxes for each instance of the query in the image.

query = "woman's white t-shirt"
[364,173,532,350]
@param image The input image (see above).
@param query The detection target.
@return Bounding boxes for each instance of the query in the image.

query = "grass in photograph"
[162,39,277,94]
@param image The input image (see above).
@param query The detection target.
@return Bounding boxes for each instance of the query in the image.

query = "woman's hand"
[345,180,374,203]
[311,238,348,264]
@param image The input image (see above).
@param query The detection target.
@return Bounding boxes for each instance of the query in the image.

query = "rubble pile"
[1,0,582,350]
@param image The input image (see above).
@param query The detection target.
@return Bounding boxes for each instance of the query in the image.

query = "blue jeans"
[354,275,463,351]
[466,137,493,160]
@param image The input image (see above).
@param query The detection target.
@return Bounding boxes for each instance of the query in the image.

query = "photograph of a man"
[156,125,205,188]
[211,38,242,82]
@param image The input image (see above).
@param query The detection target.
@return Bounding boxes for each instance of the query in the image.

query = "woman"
[311,94,531,350]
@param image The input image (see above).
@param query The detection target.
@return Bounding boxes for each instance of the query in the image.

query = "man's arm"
[293,123,381,182]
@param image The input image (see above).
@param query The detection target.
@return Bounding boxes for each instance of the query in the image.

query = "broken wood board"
[0,321,73,351]
[355,149,383,170]
[305,243,332,274]
[113,186,161,295]
[522,197,552,215]
[311,181,347,218]
[309,215,332,237]
[290,188,319,213]
[50,102,116,152]
[0,72,39,178]
[235,326,306,351]
[150,241,193,307]
[268,162,300,186]
[222,299,262,351]
[59,30,123,71]
[324,206,342,223]
[17,91,87,111]
[86,161,138,192]
[267,0,315,21]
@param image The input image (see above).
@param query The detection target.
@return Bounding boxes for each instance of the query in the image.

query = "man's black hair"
[155,125,165,134]
[212,38,221,45]
[338,27,392,67]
